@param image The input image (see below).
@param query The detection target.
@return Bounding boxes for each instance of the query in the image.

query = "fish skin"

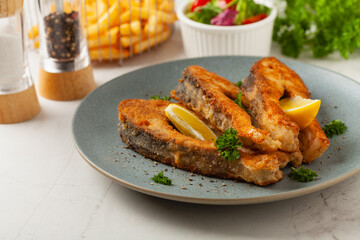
[118,99,284,186]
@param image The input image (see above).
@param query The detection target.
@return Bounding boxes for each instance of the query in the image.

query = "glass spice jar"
[0,0,33,94]
[37,0,95,101]
[37,0,90,72]
[0,0,40,123]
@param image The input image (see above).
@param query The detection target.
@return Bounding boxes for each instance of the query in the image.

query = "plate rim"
[74,141,360,205]
[72,56,360,205]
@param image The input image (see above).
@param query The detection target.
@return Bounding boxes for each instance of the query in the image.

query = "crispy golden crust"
[242,58,301,153]
[118,99,283,186]
[243,57,329,162]
[171,65,281,152]
[299,119,330,163]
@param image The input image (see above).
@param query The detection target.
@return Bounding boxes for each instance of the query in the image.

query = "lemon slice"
[165,104,217,141]
[279,96,321,129]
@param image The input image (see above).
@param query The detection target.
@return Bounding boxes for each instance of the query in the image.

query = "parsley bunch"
[273,0,360,58]
[322,120,347,138]
[289,166,318,182]
[215,128,242,161]
[152,171,172,185]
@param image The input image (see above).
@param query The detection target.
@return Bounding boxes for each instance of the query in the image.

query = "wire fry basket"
[24,0,176,64]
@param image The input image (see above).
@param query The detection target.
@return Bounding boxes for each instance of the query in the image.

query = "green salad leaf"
[186,2,222,24]
[232,0,270,24]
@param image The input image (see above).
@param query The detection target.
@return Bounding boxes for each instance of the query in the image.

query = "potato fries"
[28,0,176,61]
[85,0,176,61]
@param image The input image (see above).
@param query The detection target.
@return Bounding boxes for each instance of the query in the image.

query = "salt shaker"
[37,0,96,101]
[0,0,41,124]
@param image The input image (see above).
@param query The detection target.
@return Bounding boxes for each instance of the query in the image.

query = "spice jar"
[0,0,41,124]
[37,0,96,101]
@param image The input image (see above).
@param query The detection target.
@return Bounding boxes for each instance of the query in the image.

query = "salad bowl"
[176,0,277,57]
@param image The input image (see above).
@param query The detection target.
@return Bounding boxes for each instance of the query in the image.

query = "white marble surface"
[1,23,360,240]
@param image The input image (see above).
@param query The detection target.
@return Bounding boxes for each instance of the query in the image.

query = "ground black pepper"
[44,11,80,60]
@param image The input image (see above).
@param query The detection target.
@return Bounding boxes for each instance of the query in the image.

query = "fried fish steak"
[118,99,284,186]
[242,57,329,163]
[170,65,281,152]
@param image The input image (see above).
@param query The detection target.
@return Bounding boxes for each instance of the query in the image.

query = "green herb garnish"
[151,95,172,101]
[289,166,318,182]
[236,80,242,87]
[273,0,360,59]
[186,2,222,24]
[234,92,245,110]
[322,120,347,138]
[152,171,172,185]
[215,128,242,161]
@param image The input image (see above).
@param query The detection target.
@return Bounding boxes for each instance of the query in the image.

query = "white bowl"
[176,1,277,57]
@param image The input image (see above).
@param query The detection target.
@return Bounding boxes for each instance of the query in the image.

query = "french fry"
[146,15,157,36]
[142,0,157,10]
[154,10,176,24]
[86,1,120,37]
[130,21,141,35]
[121,23,168,48]
[133,28,171,54]
[120,35,141,47]
[33,39,39,49]
[160,0,174,13]
[89,47,130,60]
[87,26,119,49]
[28,24,39,39]
[120,8,174,24]
[118,21,141,36]
[83,0,107,24]
[143,22,167,37]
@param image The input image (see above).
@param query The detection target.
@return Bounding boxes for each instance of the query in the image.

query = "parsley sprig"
[234,92,245,110]
[150,95,171,101]
[152,171,172,185]
[215,128,242,161]
[322,120,347,138]
[235,80,242,87]
[289,166,318,182]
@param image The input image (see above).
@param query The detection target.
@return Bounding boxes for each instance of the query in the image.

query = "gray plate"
[72,56,360,205]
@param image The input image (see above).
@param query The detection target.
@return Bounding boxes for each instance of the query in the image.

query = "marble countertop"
[1,23,360,240]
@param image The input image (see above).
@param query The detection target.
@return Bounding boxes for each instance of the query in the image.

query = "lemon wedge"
[165,104,217,141]
[279,96,321,129]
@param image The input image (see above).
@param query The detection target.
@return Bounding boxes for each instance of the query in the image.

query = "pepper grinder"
[37,0,96,101]
[0,0,41,124]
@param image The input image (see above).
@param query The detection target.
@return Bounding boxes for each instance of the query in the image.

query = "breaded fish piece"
[242,58,301,152]
[242,57,329,162]
[299,119,330,163]
[171,65,281,152]
[118,99,284,186]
